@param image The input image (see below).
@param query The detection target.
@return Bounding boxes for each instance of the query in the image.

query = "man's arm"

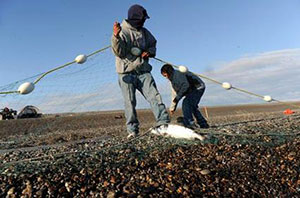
[111,22,127,58]
[174,74,190,102]
[169,87,179,114]
[142,29,157,59]
[147,38,156,58]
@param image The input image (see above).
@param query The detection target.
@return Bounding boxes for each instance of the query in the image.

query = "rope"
[1,44,299,109]
[0,91,19,94]
[34,61,76,84]
[34,45,112,84]
[0,45,112,95]
[86,45,111,58]
[198,130,300,137]
[272,99,300,109]
[153,57,300,109]
[195,113,300,136]
[212,114,299,128]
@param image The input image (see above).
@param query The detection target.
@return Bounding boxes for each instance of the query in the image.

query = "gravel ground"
[0,109,299,197]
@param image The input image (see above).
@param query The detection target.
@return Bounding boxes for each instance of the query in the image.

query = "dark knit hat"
[128,4,150,20]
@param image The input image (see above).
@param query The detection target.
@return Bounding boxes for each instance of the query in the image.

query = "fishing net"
[1,46,300,114]
[0,46,299,150]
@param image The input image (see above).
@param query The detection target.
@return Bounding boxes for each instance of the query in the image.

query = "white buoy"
[131,47,142,56]
[178,65,188,73]
[222,82,232,90]
[263,95,272,102]
[75,54,87,64]
[18,82,35,94]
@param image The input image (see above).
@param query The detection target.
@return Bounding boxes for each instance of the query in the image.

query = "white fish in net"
[151,124,205,141]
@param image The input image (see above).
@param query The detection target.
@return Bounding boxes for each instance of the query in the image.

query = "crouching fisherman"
[161,64,209,129]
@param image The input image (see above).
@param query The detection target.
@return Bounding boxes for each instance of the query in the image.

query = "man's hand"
[141,51,150,59]
[113,22,121,37]
[170,109,175,116]
[170,98,179,115]
[173,98,179,104]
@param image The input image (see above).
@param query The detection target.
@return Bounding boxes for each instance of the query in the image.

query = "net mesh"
[1,47,300,114]
[0,47,299,150]
[0,47,300,173]
[0,50,118,113]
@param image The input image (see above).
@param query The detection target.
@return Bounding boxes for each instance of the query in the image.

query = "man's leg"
[138,73,170,126]
[182,95,195,128]
[118,74,139,134]
[191,89,209,128]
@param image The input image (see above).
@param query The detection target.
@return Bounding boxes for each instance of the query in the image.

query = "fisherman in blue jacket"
[111,4,170,138]
[161,64,209,129]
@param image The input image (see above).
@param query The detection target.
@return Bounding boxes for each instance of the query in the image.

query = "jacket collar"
[122,19,143,32]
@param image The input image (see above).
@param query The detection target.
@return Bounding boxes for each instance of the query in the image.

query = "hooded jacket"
[127,4,150,30]
[111,20,157,74]
[169,70,205,111]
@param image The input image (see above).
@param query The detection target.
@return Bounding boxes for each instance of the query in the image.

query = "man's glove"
[141,51,150,59]
[113,22,121,37]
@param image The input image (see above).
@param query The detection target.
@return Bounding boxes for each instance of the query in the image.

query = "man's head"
[127,4,149,29]
[161,64,174,80]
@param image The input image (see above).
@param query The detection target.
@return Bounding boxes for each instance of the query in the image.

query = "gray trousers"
[118,72,170,134]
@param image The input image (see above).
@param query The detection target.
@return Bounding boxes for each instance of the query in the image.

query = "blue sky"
[0,0,300,111]
[1,0,299,84]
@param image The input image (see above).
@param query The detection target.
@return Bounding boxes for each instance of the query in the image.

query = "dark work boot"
[176,117,184,124]
[198,122,210,129]
[185,123,198,130]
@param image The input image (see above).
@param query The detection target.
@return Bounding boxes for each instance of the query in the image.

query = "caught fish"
[151,124,205,141]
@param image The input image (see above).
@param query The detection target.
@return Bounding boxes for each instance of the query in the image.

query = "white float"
[75,54,87,64]
[131,47,142,56]
[178,65,188,73]
[151,124,205,141]
[222,82,232,90]
[18,82,35,94]
[263,95,272,102]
